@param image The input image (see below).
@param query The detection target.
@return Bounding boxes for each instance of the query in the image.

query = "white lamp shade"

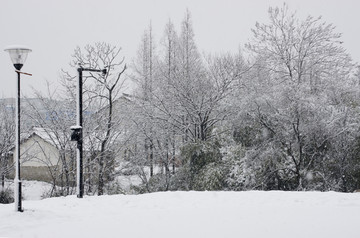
[4,45,32,65]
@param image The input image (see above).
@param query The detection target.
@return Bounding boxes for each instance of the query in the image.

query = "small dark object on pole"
[70,126,82,142]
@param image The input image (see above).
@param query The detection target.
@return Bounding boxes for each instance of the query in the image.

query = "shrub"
[0,189,14,204]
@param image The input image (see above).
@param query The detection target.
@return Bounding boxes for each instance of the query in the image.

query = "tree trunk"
[1,174,4,191]
[150,139,154,177]
[98,155,105,195]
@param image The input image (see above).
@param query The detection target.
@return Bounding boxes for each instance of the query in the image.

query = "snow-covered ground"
[3,180,54,200]
[1,190,360,238]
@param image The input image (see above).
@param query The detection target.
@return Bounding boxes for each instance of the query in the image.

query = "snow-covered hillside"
[1,191,360,238]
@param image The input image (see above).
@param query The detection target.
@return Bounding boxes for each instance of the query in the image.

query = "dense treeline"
[127,6,360,193]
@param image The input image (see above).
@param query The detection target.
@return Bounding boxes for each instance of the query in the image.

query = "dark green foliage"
[132,174,172,194]
[233,120,263,148]
[192,162,225,191]
[180,140,225,191]
[169,166,192,191]
[0,189,14,204]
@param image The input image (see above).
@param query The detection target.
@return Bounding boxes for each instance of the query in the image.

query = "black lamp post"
[71,65,106,198]
[4,45,32,212]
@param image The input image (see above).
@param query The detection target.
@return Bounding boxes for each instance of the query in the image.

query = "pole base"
[15,181,23,212]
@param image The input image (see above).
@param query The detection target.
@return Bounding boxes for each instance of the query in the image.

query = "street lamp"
[71,65,106,198]
[4,45,32,212]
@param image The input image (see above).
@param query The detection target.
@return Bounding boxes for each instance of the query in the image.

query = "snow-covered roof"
[29,127,66,148]
[30,127,103,152]
[11,127,117,153]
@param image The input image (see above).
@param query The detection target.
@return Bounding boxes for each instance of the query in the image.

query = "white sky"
[1,0,359,98]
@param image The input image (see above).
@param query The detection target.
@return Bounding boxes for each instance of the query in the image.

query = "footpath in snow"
[1,191,360,238]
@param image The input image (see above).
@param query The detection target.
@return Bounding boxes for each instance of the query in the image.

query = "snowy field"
[1,191,360,238]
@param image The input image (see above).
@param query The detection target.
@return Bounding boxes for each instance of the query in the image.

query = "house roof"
[31,127,64,148]
[8,127,62,152]
[10,125,121,153]
[30,127,103,152]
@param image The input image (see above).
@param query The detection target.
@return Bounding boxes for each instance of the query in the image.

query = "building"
[9,128,75,184]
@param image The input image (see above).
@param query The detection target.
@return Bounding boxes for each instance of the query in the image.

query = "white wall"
[20,134,60,167]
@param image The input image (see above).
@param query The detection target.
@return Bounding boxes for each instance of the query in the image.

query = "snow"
[3,45,32,51]
[3,180,53,200]
[1,191,360,238]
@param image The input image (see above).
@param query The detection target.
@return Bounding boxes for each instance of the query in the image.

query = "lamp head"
[4,45,32,70]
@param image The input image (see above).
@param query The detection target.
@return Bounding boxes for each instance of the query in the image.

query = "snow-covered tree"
[0,100,14,191]
[62,42,127,195]
[23,91,76,196]
[239,4,358,191]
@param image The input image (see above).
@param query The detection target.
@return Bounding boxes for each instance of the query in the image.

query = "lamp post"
[4,45,32,212]
[71,65,106,198]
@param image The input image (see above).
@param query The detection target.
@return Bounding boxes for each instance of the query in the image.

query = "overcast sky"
[1,0,359,98]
